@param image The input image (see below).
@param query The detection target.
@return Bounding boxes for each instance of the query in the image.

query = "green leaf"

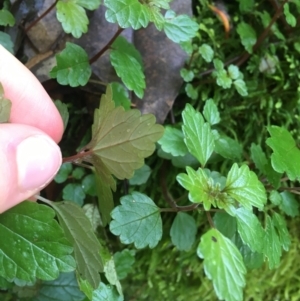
[203,99,220,125]
[84,85,164,187]
[72,167,85,180]
[264,161,281,189]
[129,164,152,185]
[0,32,14,53]
[148,5,165,30]
[214,135,242,160]
[197,228,246,301]
[235,207,264,253]
[240,246,264,270]
[225,163,267,211]
[111,82,131,111]
[233,79,248,96]
[170,212,197,251]
[54,163,73,184]
[54,100,69,130]
[110,192,163,249]
[0,82,11,123]
[50,42,92,87]
[185,83,198,100]
[83,204,102,232]
[283,3,296,27]
[266,125,300,181]
[213,211,237,239]
[56,0,100,38]
[163,10,198,43]
[104,0,150,29]
[113,249,135,280]
[92,282,123,301]
[279,191,299,217]
[110,37,145,98]
[62,183,86,206]
[0,202,75,283]
[269,190,282,206]
[180,68,194,82]
[238,0,255,12]
[33,272,85,301]
[0,9,15,26]
[199,43,214,63]
[250,144,267,174]
[48,201,103,289]
[158,126,188,156]
[263,215,281,269]
[82,174,97,197]
[272,212,291,251]
[182,104,215,166]
[237,22,257,53]
[228,65,239,80]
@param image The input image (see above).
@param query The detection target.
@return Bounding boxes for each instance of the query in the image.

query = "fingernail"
[16,135,62,191]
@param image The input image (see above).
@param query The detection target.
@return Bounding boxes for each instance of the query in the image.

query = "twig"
[206,211,215,228]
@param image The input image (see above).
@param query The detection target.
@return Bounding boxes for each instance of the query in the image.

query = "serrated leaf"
[48,201,103,289]
[110,37,145,98]
[263,215,281,269]
[33,272,85,301]
[250,143,267,174]
[197,228,246,301]
[84,85,164,186]
[182,104,215,166]
[0,202,75,283]
[170,212,197,251]
[0,32,14,53]
[163,11,198,43]
[0,9,15,26]
[237,22,257,53]
[214,135,242,160]
[266,125,300,181]
[199,43,214,62]
[113,249,135,280]
[213,211,237,239]
[203,99,220,125]
[54,100,69,130]
[233,79,248,96]
[225,163,267,210]
[111,82,131,110]
[235,207,264,253]
[63,183,86,206]
[272,212,291,251]
[92,282,123,301]
[158,126,188,156]
[54,163,73,184]
[83,204,102,231]
[279,191,299,217]
[104,0,150,29]
[110,192,162,249]
[50,42,91,87]
[283,3,296,27]
[264,161,281,189]
[129,164,151,185]
[148,6,165,30]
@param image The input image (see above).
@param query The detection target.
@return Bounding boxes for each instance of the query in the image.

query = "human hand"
[0,45,64,213]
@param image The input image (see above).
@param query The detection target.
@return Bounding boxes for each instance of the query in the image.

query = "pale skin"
[0,45,64,212]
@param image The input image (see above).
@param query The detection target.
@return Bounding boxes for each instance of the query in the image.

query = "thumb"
[0,124,62,213]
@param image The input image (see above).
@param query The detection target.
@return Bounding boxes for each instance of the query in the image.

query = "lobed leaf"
[203,98,220,125]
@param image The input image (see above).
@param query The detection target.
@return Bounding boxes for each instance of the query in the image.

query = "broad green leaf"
[0,9,15,26]
[163,10,198,43]
[84,85,164,186]
[104,0,150,29]
[269,190,282,206]
[110,37,145,98]
[279,191,299,217]
[263,215,281,269]
[199,43,214,62]
[283,3,296,27]
[170,212,197,251]
[197,228,246,301]
[78,277,93,300]
[225,163,267,211]
[72,167,85,180]
[148,5,165,30]
[266,125,300,181]
[54,163,73,184]
[235,207,264,253]
[233,79,248,96]
[54,100,69,130]
[238,0,254,12]
[62,183,86,206]
[203,99,220,125]
[33,272,85,301]
[239,245,264,270]
[110,192,163,249]
[56,0,100,38]
[111,82,131,110]
[158,126,188,156]
[83,204,102,231]
[272,212,291,251]
[228,65,239,80]
[0,202,75,283]
[237,22,256,53]
[150,0,171,9]
[50,42,91,87]
[129,164,152,185]
[214,135,242,160]
[113,249,135,280]
[180,68,194,82]
[182,104,215,166]
[92,282,123,301]
[213,211,237,239]
[264,161,281,189]
[185,83,198,100]
[0,32,14,53]
[82,174,97,197]
[250,143,267,174]
[48,201,103,289]
[0,82,11,123]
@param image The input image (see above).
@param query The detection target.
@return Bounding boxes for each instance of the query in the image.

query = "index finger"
[0,46,64,143]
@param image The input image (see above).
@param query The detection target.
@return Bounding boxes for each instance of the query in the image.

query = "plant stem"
[24,0,58,33]
[89,26,124,64]
[35,195,52,205]
[206,211,215,228]
[62,150,94,163]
